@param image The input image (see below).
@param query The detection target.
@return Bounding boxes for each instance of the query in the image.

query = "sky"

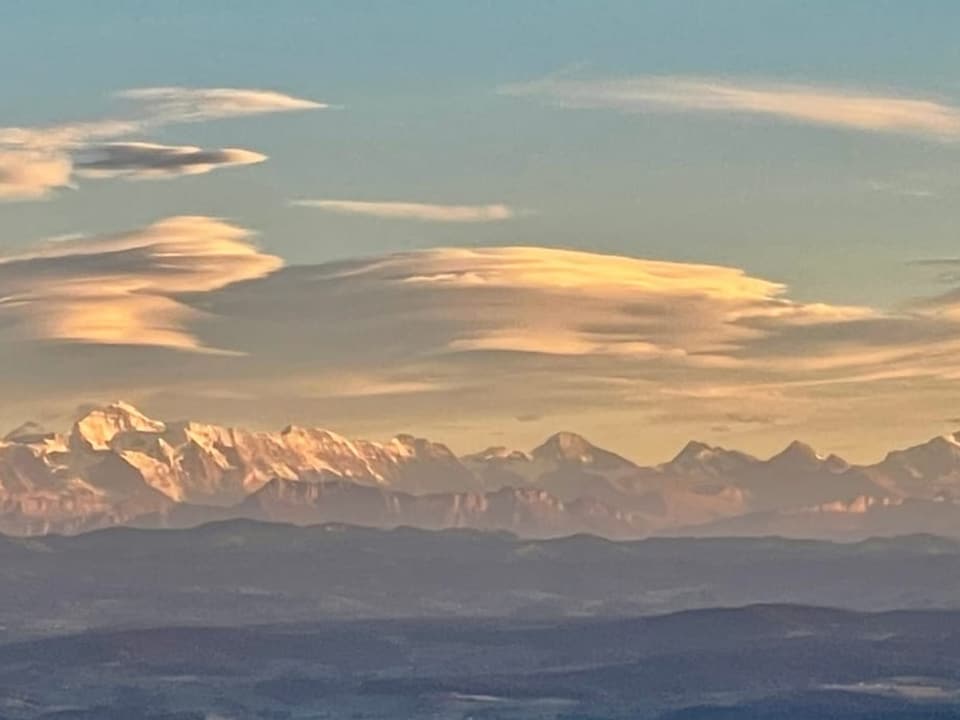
[2,0,960,462]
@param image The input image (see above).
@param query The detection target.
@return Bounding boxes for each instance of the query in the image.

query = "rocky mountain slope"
[3,401,960,538]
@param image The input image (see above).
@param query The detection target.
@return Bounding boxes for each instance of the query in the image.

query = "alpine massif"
[4,401,960,539]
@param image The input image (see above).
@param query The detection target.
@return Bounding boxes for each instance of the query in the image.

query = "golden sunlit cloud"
[6,239,960,460]
[333,246,873,359]
[0,216,281,350]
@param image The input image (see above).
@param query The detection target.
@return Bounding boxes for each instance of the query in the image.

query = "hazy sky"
[2,1,960,462]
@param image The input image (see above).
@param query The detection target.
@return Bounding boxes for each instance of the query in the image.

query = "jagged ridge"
[3,402,960,538]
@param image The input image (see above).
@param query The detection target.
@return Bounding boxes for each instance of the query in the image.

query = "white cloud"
[290,199,516,222]
[502,76,960,139]
[0,120,143,151]
[75,142,267,179]
[0,86,323,199]
[117,86,326,122]
[864,179,937,198]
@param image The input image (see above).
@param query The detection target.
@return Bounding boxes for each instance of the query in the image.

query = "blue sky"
[4,1,959,299]
[2,2,960,459]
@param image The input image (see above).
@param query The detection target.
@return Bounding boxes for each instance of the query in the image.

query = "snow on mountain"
[75,402,478,504]
[717,441,882,512]
[866,433,960,500]
[4,401,960,538]
[660,440,759,478]
[531,431,635,469]
[71,401,167,451]
[3,421,61,446]
[461,435,896,530]
[0,402,478,534]
[463,431,647,506]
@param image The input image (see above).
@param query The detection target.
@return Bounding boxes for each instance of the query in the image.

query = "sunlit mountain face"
[4,400,960,540]
[3,2,959,718]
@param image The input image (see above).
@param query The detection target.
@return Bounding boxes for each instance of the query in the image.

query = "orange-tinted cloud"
[6,239,960,461]
[0,216,280,350]
[0,150,72,199]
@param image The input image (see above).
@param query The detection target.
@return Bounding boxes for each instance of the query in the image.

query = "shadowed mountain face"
[3,605,960,719]
[5,402,960,539]
[3,520,960,641]
[229,478,648,538]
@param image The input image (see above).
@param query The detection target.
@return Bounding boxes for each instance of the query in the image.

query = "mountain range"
[4,401,960,539]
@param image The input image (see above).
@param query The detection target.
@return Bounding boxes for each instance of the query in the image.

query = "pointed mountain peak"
[76,401,161,424]
[670,440,717,464]
[662,440,757,476]
[3,421,57,444]
[878,433,960,468]
[462,446,532,463]
[389,433,458,461]
[71,401,166,451]
[531,432,596,463]
[769,440,822,465]
[928,434,960,451]
[530,432,636,471]
[823,453,850,472]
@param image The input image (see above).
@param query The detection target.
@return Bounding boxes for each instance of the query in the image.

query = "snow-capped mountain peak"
[4,401,960,540]
[3,421,59,445]
[671,440,716,463]
[661,440,758,478]
[531,431,598,463]
[71,401,167,451]
[462,446,532,463]
[768,440,824,467]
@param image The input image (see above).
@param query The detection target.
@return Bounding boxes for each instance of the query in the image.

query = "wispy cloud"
[117,86,327,122]
[502,75,960,139]
[0,121,143,153]
[75,142,267,179]
[290,199,516,222]
[863,179,938,198]
[0,87,323,200]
